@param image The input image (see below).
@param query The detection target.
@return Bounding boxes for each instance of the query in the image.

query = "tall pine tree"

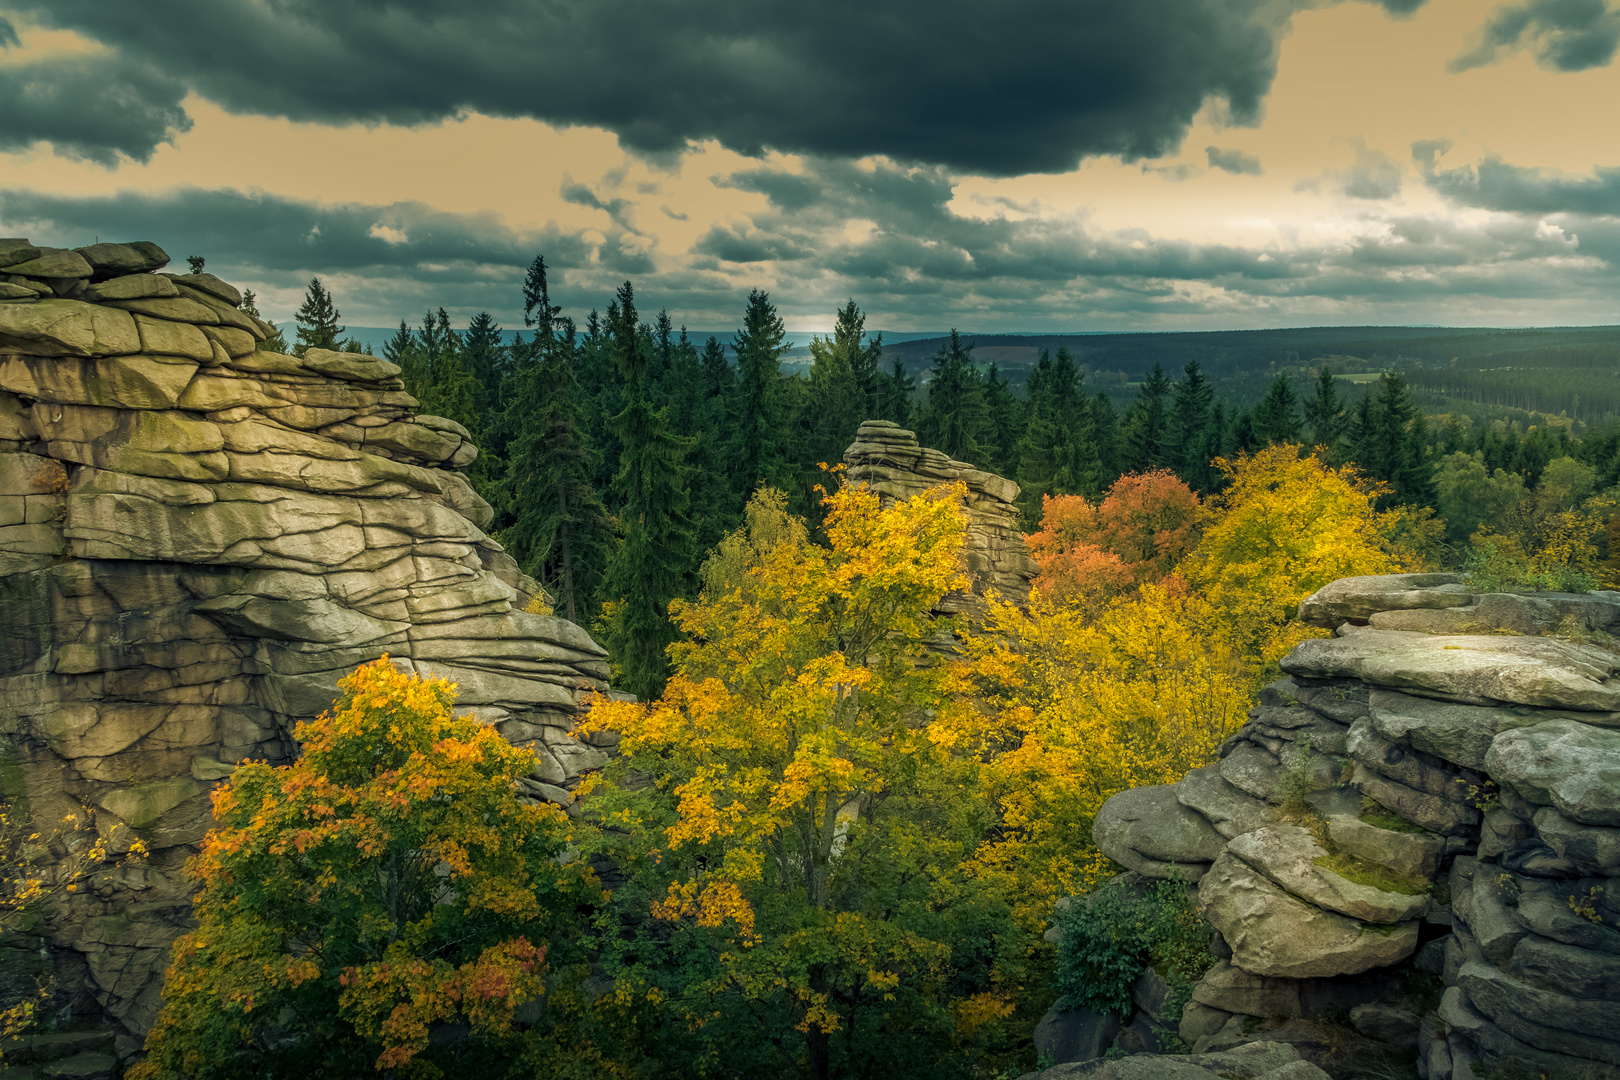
[601,282,698,699]
[1303,367,1349,456]
[1121,362,1171,473]
[733,289,790,500]
[918,329,990,463]
[501,255,613,625]
[1252,376,1303,445]
[293,277,344,357]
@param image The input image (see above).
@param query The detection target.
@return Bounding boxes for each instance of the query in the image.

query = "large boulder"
[1197,853,1420,978]
[1281,629,1620,711]
[1226,825,1430,924]
[1485,720,1620,827]
[1296,573,1468,627]
[1092,783,1226,880]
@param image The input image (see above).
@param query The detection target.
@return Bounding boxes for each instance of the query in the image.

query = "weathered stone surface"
[0,299,140,356]
[76,242,169,277]
[169,272,242,306]
[1093,783,1226,878]
[1175,765,1278,839]
[1366,690,1560,771]
[1348,1003,1420,1047]
[1227,825,1430,923]
[85,273,181,301]
[1190,959,1301,1017]
[1486,720,1620,826]
[1282,629,1620,711]
[1020,1040,1314,1080]
[1198,853,1420,978]
[1458,960,1620,1065]
[1034,1006,1121,1065]
[1325,812,1443,879]
[1510,932,1620,1001]
[1296,573,1469,627]
[5,248,94,279]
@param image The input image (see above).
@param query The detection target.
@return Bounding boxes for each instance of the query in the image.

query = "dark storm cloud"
[3,0,1423,175]
[1451,0,1620,72]
[0,48,191,164]
[1206,146,1263,175]
[1416,147,1620,215]
[10,152,1613,330]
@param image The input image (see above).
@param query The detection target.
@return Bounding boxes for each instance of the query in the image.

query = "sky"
[2,0,1620,334]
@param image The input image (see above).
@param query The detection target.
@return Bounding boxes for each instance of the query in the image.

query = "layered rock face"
[844,420,1036,618]
[1089,573,1620,1078]
[0,242,614,1048]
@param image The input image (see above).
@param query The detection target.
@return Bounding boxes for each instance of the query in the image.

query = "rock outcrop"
[844,420,1037,619]
[1088,573,1620,1078]
[0,242,617,1059]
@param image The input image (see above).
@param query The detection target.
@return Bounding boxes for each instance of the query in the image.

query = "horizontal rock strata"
[1091,573,1620,1076]
[0,242,617,1052]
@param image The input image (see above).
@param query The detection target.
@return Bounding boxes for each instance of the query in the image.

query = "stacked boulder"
[0,242,616,1057]
[844,419,1037,619]
[1078,573,1620,1078]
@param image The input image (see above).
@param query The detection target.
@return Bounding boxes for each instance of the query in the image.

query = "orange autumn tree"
[1025,470,1200,605]
[581,481,1027,1080]
[134,659,597,1080]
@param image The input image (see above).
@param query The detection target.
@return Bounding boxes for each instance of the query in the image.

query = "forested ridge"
[275,264,1620,703]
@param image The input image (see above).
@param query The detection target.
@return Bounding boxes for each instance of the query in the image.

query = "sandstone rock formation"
[1088,572,1620,1078]
[844,419,1037,619]
[0,241,616,1063]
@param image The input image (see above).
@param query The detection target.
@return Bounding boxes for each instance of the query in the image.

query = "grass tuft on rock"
[1313,850,1429,896]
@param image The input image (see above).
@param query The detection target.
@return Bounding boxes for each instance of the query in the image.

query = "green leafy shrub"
[1052,873,1214,1022]
[1464,539,1597,594]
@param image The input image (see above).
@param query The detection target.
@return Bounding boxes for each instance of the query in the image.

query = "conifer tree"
[1091,392,1122,486]
[733,289,790,499]
[1303,367,1349,454]
[1167,360,1217,491]
[831,299,884,416]
[1252,376,1303,445]
[293,277,344,357]
[918,329,990,463]
[880,358,917,426]
[982,362,1025,477]
[601,282,698,699]
[502,256,612,624]
[1121,362,1171,473]
[808,322,868,474]
[239,290,289,353]
[462,311,506,423]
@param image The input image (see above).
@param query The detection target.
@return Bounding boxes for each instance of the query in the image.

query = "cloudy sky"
[3,0,1619,333]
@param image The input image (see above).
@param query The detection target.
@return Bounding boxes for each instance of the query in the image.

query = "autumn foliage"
[133,659,596,1080]
[1026,470,1200,604]
[580,481,1031,1080]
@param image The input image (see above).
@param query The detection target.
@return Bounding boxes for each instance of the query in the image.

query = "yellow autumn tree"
[968,580,1250,921]
[581,482,1030,1080]
[1181,443,1417,664]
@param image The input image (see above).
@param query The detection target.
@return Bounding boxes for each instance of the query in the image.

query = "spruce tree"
[808,322,868,474]
[733,289,789,499]
[462,311,506,424]
[1091,392,1122,486]
[1121,362,1171,473]
[240,290,289,354]
[831,299,884,417]
[918,329,990,463]
[501,256,613,625]
[1252,376,1303,445]
[1168,360,1217,491]
[982,362,1025,478]
[293,277,344,357]
[1303,367,1349,455]
[880,359,917,426]
[601,282,697,699]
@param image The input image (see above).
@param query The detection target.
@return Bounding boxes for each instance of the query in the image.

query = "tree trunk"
[557,482,575,623]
